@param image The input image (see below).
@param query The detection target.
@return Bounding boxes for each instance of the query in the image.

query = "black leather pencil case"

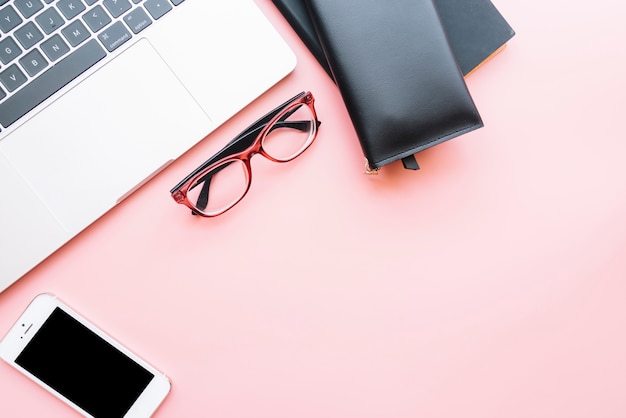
[305,0,484,171]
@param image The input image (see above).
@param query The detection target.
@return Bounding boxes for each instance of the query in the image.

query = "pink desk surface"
[2,0,626,416]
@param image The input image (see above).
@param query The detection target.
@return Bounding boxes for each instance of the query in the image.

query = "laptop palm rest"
[0,39,211,285]
[1,39,211,233]
[0,152,68,286]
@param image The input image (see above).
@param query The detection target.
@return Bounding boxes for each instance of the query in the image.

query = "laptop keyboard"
[0,0,184,132]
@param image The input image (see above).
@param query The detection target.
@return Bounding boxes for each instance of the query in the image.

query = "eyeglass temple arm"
[192,174,212,215]
[225,104,316,146]
[196,90,320,177]
[198,115,318,180]
[233,91,310,139]
[220,89,320,151]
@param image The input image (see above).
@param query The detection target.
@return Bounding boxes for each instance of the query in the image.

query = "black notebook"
[271,0,515,78]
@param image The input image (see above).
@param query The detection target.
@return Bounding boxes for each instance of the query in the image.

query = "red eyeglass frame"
[170,91,319,217]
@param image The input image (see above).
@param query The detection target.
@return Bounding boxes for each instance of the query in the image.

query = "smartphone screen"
[15,307,155,417]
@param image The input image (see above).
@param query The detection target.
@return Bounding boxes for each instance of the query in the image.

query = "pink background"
[2,0,626,416]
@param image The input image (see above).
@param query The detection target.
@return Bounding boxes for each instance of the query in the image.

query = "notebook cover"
[304,0,483,170]
[271,0,515,78]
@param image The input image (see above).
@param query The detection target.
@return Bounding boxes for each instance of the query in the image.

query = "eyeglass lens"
[186,159,248,216]
[262,102,317,161]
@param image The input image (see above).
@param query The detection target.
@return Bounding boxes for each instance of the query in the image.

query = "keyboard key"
[171,0,184,5]
[35,7,65,34]
[82,5,112,32]
[19,48,48,76]
[103,0,131,18]
[98,20,131,52]
[14,21,45,50]
[57,0,87,20]
[0,64,27,92]
[84,0,98,5]
[0,6,23,33]
[0,39,106,128]
[123,7,151,34]
[0,87,6,101]
[144,0,172,20]
[41,34,70,61]
[61,19,90,46]
[0,37,22,65]
[14,0,44,19]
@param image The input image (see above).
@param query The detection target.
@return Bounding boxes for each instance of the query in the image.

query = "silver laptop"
[0,0,296,292]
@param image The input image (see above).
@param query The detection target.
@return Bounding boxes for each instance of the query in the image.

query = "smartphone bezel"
[0,293,171,418]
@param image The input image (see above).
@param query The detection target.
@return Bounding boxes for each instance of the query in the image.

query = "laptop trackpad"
[2,39,211,232]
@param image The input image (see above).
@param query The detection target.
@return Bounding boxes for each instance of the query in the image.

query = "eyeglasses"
[170,91,320,217]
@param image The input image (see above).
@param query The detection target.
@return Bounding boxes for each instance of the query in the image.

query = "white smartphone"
[0,293,171,417]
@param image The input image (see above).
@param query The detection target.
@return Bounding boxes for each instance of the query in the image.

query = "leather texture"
[271,0,333,77]
[305,0,484,169]
[273,0,515,79]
